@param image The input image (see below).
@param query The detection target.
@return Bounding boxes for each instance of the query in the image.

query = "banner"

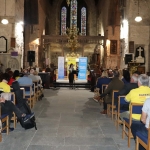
[78,57,87,80]
[58,57,64,79]
[67,57,76,74]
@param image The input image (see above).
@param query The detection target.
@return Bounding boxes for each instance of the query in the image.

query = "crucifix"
[137,47,143,57]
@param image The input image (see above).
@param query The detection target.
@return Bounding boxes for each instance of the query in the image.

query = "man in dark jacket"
[100,70,124,114]
[119,75,138,96]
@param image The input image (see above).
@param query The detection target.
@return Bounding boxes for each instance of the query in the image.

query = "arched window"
[81,7,86,35]
[60,0,87,35]
[61,7,67,35]
[70,0,77,27]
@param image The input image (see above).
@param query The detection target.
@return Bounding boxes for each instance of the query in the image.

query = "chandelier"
[66,25,80,51]
[66,0,70,6]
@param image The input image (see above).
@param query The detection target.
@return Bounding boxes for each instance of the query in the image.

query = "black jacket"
[119,83,138,96]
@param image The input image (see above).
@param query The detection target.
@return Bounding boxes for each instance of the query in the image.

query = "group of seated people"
[92,68,150,150]
[0,68,43,132]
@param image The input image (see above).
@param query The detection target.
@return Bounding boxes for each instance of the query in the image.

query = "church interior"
[1,1,150,150]
[0,0,149,74]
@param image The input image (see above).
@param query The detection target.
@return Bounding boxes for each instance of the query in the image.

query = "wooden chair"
[122,103,143,147]
[136,122,150,150]
[107,90,119,120]
[32,83,36,105]
[38,80,44,100]
[115,96,127,130]
[0,105,9,135]
[99,84,108,105]
[20,88,25,99]
[102,84,108,93]
[19,84,35,109]
[11,87,25,100]
[10,92,17,128]
[33,80,39,102]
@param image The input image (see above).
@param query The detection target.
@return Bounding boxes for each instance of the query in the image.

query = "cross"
[137,47,143,57]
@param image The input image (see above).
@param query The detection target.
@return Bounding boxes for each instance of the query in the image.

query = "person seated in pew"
[133,70,141,77]
[119,75,138,96]
[0,73,11,92]
[118,75,138,111]
[0,96,34,132]
[120,74,150,121]
[131,98,150,150]
[17,74,33,86]
[28,69,39,82]
[17,73,34,96]
[0,74,34,132]
[100,70,124,114]
[93,69,112,102]
[13,70,20,80]
[122,69,130,84]
[7,71,15,86]
[107,69,113,78]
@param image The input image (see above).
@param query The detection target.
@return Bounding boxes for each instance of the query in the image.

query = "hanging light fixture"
[135,0,142,22]
[66,0,70,6]
[1,0,9,25]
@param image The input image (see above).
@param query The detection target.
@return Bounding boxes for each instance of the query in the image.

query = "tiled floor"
[0,88,135,150]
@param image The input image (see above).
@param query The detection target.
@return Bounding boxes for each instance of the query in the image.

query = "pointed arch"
[60,0,88,35]
[61,7,67,35]
[81,7,86,35]
[70,0,77,27]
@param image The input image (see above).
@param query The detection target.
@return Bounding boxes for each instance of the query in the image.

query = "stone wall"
[0,0,23,69]
[126,0,150,72]
[105,26,121,69]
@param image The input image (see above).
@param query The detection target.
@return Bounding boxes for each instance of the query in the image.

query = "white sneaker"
[93,97,99,103]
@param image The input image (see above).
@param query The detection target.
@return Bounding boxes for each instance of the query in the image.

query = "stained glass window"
[81,7,86,35]
[61,7,67,35]
[60,0,87,35]
[70,0,77,27]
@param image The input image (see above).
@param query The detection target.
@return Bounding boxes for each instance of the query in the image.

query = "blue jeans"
[131,121,147,150]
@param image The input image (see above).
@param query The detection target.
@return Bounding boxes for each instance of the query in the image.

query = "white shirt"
[142,98,150,128]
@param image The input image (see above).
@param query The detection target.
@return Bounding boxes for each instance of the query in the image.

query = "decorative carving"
[8,58,19,70]
[66,52,80,57]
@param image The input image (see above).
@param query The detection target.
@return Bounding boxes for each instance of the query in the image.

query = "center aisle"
[0,89,135,150]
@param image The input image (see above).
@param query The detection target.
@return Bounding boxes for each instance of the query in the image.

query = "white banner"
[58,57,64,79]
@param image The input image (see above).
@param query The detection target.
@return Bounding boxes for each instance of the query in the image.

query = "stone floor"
[0,88,135,150]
